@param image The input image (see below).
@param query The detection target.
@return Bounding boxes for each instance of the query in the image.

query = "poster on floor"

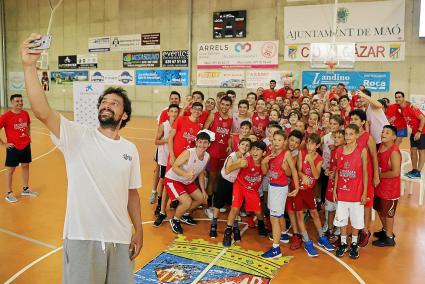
[197,70,245,88]
[135,69,189,86]
[88,36,110,52]
[301,71,390,92]
[197,41,279,69]
[73,82,105,128]
[110,34,142,52]
[123,52,160,68]
[245,70,299,89]
[89,70,135,86]
[8,72,25,91]
[51,71,89,85]
[162,50,189,67]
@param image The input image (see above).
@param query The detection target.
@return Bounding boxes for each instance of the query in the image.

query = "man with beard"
[21,34,142,283]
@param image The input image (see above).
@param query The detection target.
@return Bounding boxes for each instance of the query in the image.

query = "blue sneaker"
[404,170,414,177]
[304,240,318,257]
[408,170,421,179]
[280,233,290,244]
[261,246,282,259]
[318,236,335,251]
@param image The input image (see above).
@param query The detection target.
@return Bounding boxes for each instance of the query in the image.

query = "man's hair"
[168,104,179,111]
[252,140,267,151]
[330,114,345,126]
[302,86,309,91]
[238,99,249,108]
[395,91,405,98]
[226,89,236,96]
[337,83,346,87]
[307,133,321,145]
[333,129,345,137]
[191,102,203,109]
[289,129,304,141]
[345,123,360,134]
[294,88,300,93]
[273,129,288,140]
[246,92,257,100]
[216,91,226,98]
[267,122,283,131]
[192,90,204,101]
[97,87,132,128]
[362,89,372,97]
[378,99,387,109]
[384,124,397,136]
[170,91,181,100]
[220,95,233,105]
[270,80,276,84]
[10,94,22,101]
[349,109,367,122]
[196,131,211,142]
[240,120,252,129]
[289,110,301,119]
[338,95,350,103]
[207,97,215,103]
[239,137,252,147]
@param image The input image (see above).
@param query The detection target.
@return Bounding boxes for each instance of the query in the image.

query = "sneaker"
[149,191,157,204]
[372,235,396,247]
[304,240,318,257]
[335,243,348,257]
[21,189,39,197]
[170,200,179,210]
[258,223,268,237]
[153,213,167,227]
[280,233,290,244]
[373,228,386,240]
[290,234,302,250]
[154,205,161,217]
[222,227,232,247]
[204,208,214,219]
[169,218,183,234]
[404,170,414,177]
[318,236,335,251]
[5,193,18,203]
[407,170,421,179]
[239,211,247,217]
[358,230,371,247]
[181,214,197,225]
[261,246,282,259]
[219,207,227,213]
[246,216,256,228]
[209,224,218,239]
[349,243,359,259]
[233,227,241,242]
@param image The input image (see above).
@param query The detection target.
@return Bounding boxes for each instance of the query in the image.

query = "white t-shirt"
[51,116,142,244]
[366,105,389,144]
[221,152,239,183]
[165,148,209,184]
[322,132,334,170]
[157,120,171,166]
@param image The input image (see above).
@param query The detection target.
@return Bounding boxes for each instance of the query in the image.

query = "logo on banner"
[118,71,133,84]
[337,7,350,23]
[288,45,297,59]
[262,42,277,58]
[389,44,401,59]
[91,72,105,82]
[85,84,93,92]
[235,43,251,52]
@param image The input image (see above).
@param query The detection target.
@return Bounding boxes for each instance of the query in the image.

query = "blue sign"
[301,71,390,92]
[136,69,189,86]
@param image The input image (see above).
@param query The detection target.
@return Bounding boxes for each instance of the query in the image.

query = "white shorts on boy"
[333,201,364,229]
[268,184,288,217]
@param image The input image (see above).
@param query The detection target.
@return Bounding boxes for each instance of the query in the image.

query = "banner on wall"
[197,41,279,69]
[284,0,405,44]
[245,70,299,89]
[135,69,189,86]
[89,70,135,86]
[73,82,105,128]
[89,37,110,52]
[77,54,98,68]
[110,34,142,51]
[8,72,25,91]
[301,71,390,92]
[284,42,405,62]
[59,54,98,69]
[123,52,160,68]
[141,33,160,50]
[51,71,89,85]
[162,50,189,67]
[410,95,425,113]
[197,70,245,88]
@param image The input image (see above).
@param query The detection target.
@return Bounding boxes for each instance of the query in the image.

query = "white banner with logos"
[89,70,135,86]
[197,41,279,69]
[410,95,425,113]
[88,37,110,52]
[284,42,405,62]
[197,70,245,88]
[284,0,405,44]
[110,34,142,51]
[8,72,25,91]
[73,82,105,128]
[245,70,299,89]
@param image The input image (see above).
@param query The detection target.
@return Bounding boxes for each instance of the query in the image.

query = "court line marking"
[0,228,57,250]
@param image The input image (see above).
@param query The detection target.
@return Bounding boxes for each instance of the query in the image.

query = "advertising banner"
[410,95,425,113]
[197,70,245,88]
[197,41,279,69]
[245,70,299,89]
[162,50,189,67]
[88,37,110,52]
[51,71,89,85]
[59,55,77,69]
[110,34,142,51]
[301,71,390,92]
[135,69,189,86]
[89,70,135,86]
[8,72,25,91]
[123,52,160,68]
[141,33,160,50]
[284,42,405,62]
[77,54,98,68]
[73,82,105,128]
[284,0,405,44]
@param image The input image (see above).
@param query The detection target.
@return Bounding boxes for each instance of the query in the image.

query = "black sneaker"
[170,200,179,210]
[154,204,161,216]
[372,236,396,247]
[169,218,183,234]
[210,224,218,238]
[373,228,386,240]
[222,227,232,247]
[335,243,348,258]
[233,227,241,242]
[349,243,359,259]
[258,223,268,237]
[153,213,166,227]
[181,214,197,226]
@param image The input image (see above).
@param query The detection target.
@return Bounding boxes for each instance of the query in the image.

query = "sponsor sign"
[141,33,160,50]
[135,69,189,86]
[50,71,89,85]
[197,41,279,69]
[89,70,135,86]
[284,0,405,43]
[162,50,189,67]
[8,72,25,91]
[110,34,142,51]
[197,70,245,88]
[73,82,105,128]
[245,70,299,89]
[123,52,160,68]
[410,95,425,113]
[58,54,98,69]
[58,55,77,69]
[301,71,390,92]
[213,10,246,39]
[88,36,110,52]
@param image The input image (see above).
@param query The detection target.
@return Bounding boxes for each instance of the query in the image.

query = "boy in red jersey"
[333,124,368,259]
[296,133,334,257]
[251,98,269,139]
[372,125,401,247]
[222,141,268,247]
[349,109,379,247]
[261,130,300,259]
[181,91,210,125]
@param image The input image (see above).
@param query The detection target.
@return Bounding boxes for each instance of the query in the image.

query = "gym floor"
[0,112,423,283]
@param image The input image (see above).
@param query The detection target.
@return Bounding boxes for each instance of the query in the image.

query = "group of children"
[150,83,402,260]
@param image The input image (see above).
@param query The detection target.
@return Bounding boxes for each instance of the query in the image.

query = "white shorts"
[268,184,288,217]
[334,201,364,230]
[325,200,337,212]
[258,175,269,196]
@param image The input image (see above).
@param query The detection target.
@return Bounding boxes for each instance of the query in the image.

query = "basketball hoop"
[325,60,337,70]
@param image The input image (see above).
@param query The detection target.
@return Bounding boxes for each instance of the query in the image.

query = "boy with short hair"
[229,120,252,153]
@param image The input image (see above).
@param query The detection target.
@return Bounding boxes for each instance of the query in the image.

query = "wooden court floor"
[0,112,424,283]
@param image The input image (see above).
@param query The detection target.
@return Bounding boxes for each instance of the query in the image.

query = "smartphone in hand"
[31,35,52,50]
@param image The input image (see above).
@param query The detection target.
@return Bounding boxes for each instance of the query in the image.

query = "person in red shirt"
[0,94,38,203]
[277,81,294,99]
[381,100,407,146]
[157,91,182,124]
[395,91,425,178]
[251,98,269,139]
[181,91,210,126]
[262,80,278,102]
[372,125,401,247]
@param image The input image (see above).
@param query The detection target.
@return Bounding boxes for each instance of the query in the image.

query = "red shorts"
[292,189,316,210]
[286,193,303,212]
[365,184,374,208]
[164,178,199,201]
[232,182,261,212]
[373,196,398,218]
[209,157,225,172]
